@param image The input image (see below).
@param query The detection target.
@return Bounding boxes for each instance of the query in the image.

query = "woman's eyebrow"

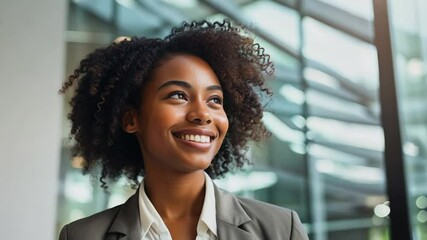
[157,80,222,92]
[207,85,222,91]
[157,80,191,91]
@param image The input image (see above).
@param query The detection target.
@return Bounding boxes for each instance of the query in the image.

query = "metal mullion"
[295,0,326,239]
[373,0,412,239]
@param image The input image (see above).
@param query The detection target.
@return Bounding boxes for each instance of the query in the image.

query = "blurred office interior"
[1,0,426,240]
[57,0,427,239]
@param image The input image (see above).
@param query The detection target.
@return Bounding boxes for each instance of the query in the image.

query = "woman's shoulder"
[66,204,122,227]
[235,195,295,223]
[227,193,309,240]
[58,205,122,240]
[59,192,141,240]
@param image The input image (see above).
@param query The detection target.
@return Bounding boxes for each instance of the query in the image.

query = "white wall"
[0,1,66,239]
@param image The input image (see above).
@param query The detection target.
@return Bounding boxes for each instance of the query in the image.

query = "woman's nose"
[186,102,212,125]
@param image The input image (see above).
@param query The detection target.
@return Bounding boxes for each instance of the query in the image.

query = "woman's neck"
[143,170,206,220]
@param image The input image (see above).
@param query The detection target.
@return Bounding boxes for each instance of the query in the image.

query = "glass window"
[243,1,300,51]
[302,12,389,240]
[388,0,427,239]
[317,0,374,21]
[303,17,378,90]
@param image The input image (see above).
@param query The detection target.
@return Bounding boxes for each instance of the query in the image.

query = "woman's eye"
[169,92,187,100]
[209,96,223,105]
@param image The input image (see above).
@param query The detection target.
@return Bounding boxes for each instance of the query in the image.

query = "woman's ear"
[122,109,138,133]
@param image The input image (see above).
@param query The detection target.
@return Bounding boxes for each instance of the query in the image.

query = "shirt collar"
[138,172,217,237]
[198,172,217,236]
[138,181,169,237]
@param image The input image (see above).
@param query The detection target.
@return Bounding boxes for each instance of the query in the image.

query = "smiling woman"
[126,55,229,178]
[58,19,308,240]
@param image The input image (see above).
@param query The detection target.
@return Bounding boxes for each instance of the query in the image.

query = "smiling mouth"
[176,134,212,143]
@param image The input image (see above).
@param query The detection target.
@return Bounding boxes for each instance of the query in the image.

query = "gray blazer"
[59,185,309,240]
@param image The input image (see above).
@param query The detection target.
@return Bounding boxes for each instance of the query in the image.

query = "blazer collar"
[107,189,142,240]
[214,185,254,240]
[105,185,255,240]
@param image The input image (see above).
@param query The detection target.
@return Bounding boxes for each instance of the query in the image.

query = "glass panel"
[317,0,374,21]
[72,0,114,22]
[303,17,378,90]
[243,1,300,51]
[303,15,390,240]
[388,0,427,239]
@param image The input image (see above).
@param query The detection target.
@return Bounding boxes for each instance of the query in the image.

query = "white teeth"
[179,134,211,143]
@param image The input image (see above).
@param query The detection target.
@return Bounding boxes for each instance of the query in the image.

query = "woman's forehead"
[148,54,221,88]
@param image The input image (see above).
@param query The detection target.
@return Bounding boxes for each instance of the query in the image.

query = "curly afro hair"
[60,19,273,187]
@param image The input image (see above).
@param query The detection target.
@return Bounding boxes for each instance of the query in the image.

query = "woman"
[59,20,308,240]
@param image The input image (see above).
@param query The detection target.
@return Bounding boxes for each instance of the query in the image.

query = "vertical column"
[298,0,327,239]
[372,0,412,239]
[0,0,66,239]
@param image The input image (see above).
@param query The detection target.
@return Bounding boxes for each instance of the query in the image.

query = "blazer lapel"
[104,184,255,239]
[214,185,254,240]
[107,190,142,240]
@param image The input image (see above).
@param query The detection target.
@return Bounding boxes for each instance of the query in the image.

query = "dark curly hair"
[60,19,273,187]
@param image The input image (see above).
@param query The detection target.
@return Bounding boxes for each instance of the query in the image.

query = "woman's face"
[131,54,229,175]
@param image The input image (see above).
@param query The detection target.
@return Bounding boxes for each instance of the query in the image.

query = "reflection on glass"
[302,4,389,239]
[389,0,427,239]
[243,1,300,50]
[317,0,373,20]
[303,17,378,90]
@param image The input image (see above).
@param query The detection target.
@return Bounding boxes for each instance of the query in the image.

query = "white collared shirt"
[138,172,218,240]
